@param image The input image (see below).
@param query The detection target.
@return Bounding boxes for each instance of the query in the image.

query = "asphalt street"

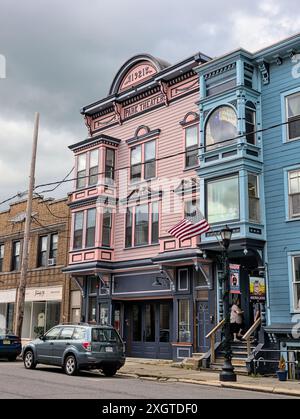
[0,360,295,399]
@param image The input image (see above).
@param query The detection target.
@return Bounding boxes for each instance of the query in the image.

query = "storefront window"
[22,302,32,339]
[99,302,109,325]
[207,175,239,224]
[88,296,97,322]
[46,302,61,331]
[178,300,191,342]
[21,301,61,339]
[160,303,170,343]
[145,303,155,342]
[0,303,6,330]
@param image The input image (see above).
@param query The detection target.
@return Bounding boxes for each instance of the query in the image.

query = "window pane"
[151,202,159,244]
[205,106,238,149]
[178,300,191,342]
[132,304,141,341]
[248,174,260,222]
[145,303,155,342]
[185,199,198,217]
[89,166,98,186]
[90,149,98,167]
[207,176,239,223]
[0,244,4,272]
[178,270,188,290]
[160,303,170,342]
[131,145,142,165]
[294,257,300,310]
[88,296,97,322]
[135,205,149,246]
[77,154,86,188]
[45,302,61,332]
[50,234,58,260]
[288,119,300,140]
[287,93,300,118]
[86,209,96,247]
[125,208,133,248]
[145,140,156,161]
[145,160,156,179]
[186,126,198,148]
[245,109,256,144]
[186,147,198,168]
[105,148,115,181]
[99,302,109,326]
[130,164,142,182]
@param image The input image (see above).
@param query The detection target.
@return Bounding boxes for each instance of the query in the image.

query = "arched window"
[205,106,238,149]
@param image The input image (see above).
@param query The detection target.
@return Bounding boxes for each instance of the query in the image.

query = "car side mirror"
[39,335,46,341]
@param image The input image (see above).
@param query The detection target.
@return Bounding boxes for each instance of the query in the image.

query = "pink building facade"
[65,53,215,360]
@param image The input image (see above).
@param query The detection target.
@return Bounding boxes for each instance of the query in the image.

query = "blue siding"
[262,57,300,324]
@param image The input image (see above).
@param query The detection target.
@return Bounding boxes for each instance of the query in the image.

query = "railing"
[205,319,225,363]
[242,317,261,356]
[253,349,300,379]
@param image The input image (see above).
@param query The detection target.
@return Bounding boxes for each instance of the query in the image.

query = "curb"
[118,371,300,398]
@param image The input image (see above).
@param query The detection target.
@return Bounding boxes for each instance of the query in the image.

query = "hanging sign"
[229,264,241,294]
[249,276,266,301]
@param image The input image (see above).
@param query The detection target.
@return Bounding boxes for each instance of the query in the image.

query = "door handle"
[49,342,54,345]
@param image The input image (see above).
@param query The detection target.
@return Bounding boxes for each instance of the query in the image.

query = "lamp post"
[219,225,237,382]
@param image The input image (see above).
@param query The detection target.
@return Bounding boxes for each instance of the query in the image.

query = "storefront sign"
[25,286,63,302]
[123,93,165,119]
[229,264,241,294]
[0,289,16,303]
[249,276,266,301]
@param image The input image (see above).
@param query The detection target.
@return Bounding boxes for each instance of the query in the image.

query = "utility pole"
[14,112,39,337]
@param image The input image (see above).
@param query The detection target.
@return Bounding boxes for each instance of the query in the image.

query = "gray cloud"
[0,0,299,206]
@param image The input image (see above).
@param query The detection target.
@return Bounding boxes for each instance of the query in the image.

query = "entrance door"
[125,301,172,359]
[196,301,210,353]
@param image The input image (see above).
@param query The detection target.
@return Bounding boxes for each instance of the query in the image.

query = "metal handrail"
[205,319,225,364]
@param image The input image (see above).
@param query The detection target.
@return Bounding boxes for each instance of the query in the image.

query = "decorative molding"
[126,127,161,145]
[204,62,236,80]
[84,115,93,137]
[113,102,122,125]
[257,60,270,85]
[69,133,121,153]
[179,111,200,127]
[159,80,169,107]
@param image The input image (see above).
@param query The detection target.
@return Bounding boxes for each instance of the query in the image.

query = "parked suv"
[22,323,125,376]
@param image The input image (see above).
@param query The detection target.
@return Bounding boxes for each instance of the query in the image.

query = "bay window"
[185,125,198,168]
[76,153,86,189]
[73,212,84,249]
[102,209,112,247]
[205,106,238,149]
[207,175,239,224]
[286,92,300,141]
[248,174,260,222]
[86,208,96,248]
[292,256,300,311]
[88,149,99,186]
[288,170,300,218]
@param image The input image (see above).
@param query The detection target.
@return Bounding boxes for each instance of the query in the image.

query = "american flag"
[168,209,210,241]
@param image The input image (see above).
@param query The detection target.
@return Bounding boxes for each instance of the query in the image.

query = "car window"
[44,327,62,341]
[58,327,75,340]
[73,327,86,340]
[92,328,121,343]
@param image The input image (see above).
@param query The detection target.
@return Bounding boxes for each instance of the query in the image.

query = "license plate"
[105,347,113,353]
[3,340,10,345]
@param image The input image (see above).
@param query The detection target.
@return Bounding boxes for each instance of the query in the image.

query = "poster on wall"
[229,264,241,294]
[249,276,266,301]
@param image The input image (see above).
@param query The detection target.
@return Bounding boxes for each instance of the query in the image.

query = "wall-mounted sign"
[229,264,241,294]
[120,63,157,92]
[25,286,63,302]
[123,93,165,119]
[249,276,266,301]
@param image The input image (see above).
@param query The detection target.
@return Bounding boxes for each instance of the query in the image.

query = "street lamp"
[219,225,237,382]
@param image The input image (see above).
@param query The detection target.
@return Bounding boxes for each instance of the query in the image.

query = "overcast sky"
[0,0,299,209]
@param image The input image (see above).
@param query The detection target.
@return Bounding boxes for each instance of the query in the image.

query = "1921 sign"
[120,63,157,91]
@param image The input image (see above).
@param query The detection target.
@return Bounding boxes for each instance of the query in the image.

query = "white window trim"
[288,252,300,314]
[178,268,189,291]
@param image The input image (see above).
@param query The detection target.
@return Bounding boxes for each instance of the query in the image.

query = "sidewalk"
[119,358,300,397]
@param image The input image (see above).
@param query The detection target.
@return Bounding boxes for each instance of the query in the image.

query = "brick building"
[0,196,78,340]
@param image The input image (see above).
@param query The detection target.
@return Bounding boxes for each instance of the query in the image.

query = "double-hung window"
[130,140,156,182]
[77,154,87,189]
[73,212,84,249]
[292,256,300,311]
[286,92,300,141]
[207,175,239,224]
[102,209,112,247]
[86,208,96,248]
[185,126,198,168]
[88,150,99,186]
[135,204,149,246]
[248,174,260,222]
[288,170,300,218]
[105,148,115,183]
[125,202,159,247]
[245,103,256,145]
[38,233,58,267]
[11,241,21,271]
[0,244,4,272]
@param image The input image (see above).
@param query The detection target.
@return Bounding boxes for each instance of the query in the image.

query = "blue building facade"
[194,33,300,372]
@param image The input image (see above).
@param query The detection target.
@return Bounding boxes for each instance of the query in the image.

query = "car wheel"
[102,367,118,377]
[8,356,17,362]
[24,350,36,369]
[64,355,78,376]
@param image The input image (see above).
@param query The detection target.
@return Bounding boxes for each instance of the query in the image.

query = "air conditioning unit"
[48,258,56,266]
